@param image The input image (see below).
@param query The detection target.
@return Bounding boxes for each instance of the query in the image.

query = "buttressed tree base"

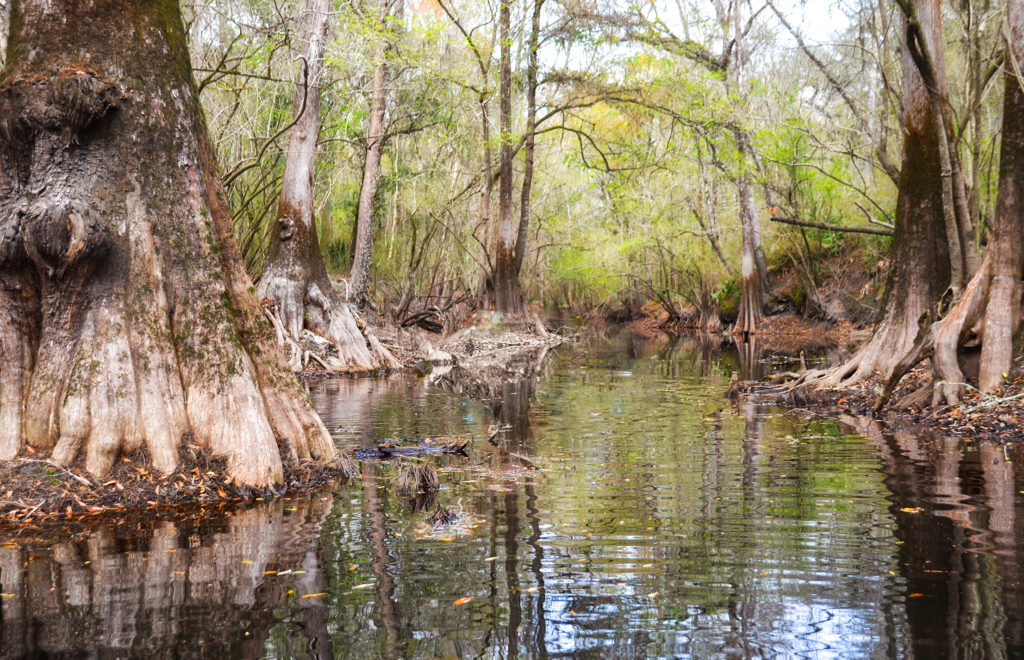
[0,0,337,486]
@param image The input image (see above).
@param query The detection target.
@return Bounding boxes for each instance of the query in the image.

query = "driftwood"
[353,438,470,460]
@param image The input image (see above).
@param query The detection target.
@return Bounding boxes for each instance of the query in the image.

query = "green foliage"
[182,0,1001,320]
[713,277,740,321]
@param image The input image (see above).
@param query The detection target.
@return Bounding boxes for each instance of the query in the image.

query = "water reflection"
[5,334,1024,657]
[841,414,1024,658]
[0,497,334,657]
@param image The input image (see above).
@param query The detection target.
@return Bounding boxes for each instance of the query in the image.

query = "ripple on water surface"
[6,334,1024,658]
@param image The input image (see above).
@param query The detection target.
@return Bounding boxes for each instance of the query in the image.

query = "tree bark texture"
[804,0,950,388]
[0,0,336,485]
[257,0,396,372]
[349,0,397,310]
[493,0,524,316]
[875,0,1024,408]
[978,0,1024,393]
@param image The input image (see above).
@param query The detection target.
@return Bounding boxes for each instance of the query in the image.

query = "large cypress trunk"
[978,0,1024,392]
[875,0,1024,408]
[807,0,950,388]
[0,0,336,486]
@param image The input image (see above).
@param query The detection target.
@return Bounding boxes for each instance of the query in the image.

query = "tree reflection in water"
[7,335,1024,657]
[0,495,335,658]
[842,414,1024,658]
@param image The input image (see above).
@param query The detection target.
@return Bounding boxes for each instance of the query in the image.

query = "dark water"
[3,333,1024,658]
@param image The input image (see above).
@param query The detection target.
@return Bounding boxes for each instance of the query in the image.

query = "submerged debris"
[426,504,458,527]
[354,437,470,460]
[396,463,440,496]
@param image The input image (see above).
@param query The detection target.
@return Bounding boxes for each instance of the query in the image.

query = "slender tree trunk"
[476,92,495,303]
[729,3,767,335]
[493,0,524,316]
[0,0,336,485]
[734,167,764,336]
[804,0,951,388]
[258,0,396,372]
[350,0,399,310]
[514,0,542,278]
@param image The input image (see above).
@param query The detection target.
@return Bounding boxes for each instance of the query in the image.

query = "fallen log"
[353,438,470,460]
[769,215,894,237]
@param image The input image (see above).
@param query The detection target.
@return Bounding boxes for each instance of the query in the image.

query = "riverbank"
[0,446,353,528]
[751,363,1024,444]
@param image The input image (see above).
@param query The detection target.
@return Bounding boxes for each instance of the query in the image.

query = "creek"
[2,332,1023,658]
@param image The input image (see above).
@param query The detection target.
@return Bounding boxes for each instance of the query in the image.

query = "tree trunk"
[802,0,951,388]
[349,0,398,310]
[978,0,1024,392]
[734,168,764,336]
[257,0,397,372]
[493,0,524,316]
[0,0,336,485]
[514,0,543,279]
[875,0,1024,408]
[729,3,767,335]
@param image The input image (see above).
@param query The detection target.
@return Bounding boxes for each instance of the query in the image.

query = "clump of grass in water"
[396,463,439,496]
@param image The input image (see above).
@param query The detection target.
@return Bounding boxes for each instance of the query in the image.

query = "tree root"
[875,255,991,411]
[260,276,398,373]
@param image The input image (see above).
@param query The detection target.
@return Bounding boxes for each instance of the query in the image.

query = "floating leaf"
[454,596,473,606]
[900,507,924,513]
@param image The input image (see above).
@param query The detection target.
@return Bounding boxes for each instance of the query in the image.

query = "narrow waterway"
[2,332,1023,658]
